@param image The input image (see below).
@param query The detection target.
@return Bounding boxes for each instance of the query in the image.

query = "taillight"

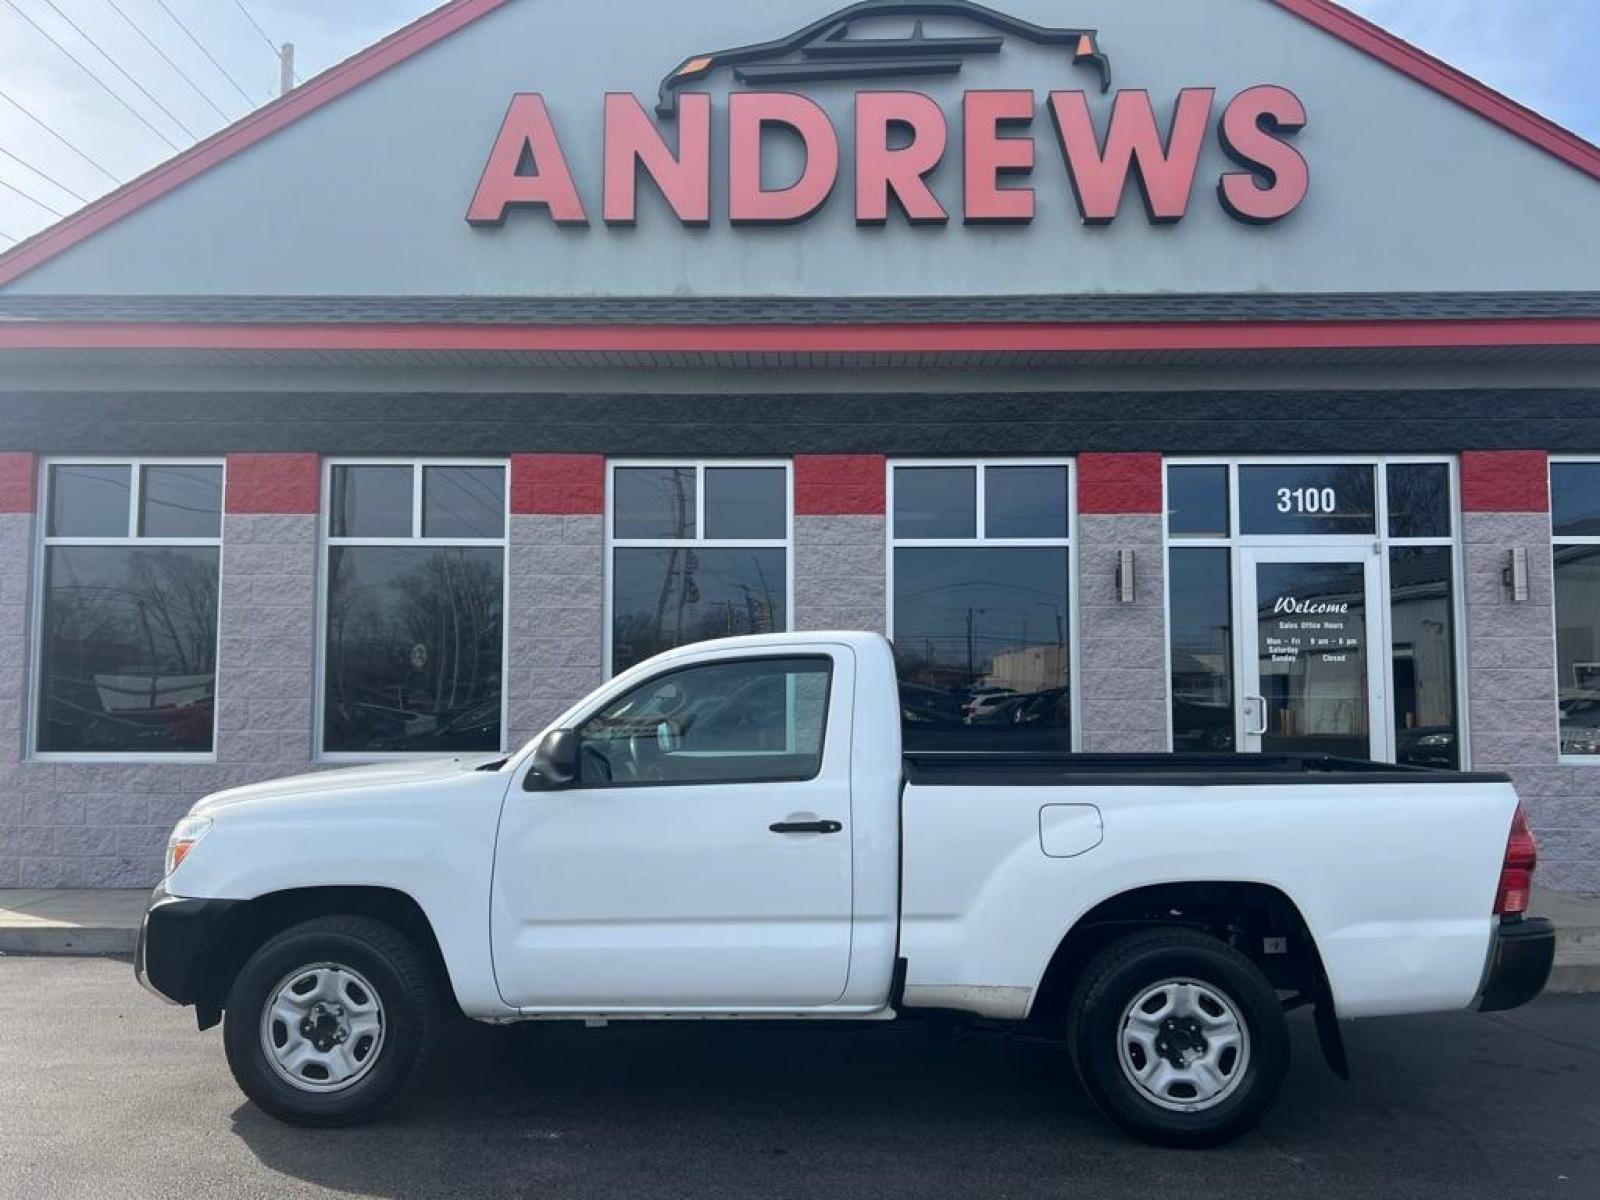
[1494,805,1538,916]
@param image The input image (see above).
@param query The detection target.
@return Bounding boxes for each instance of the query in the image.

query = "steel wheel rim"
[259,962,386,1094]
[1116,978,1251,1113]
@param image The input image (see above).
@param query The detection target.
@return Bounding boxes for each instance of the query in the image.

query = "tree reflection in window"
[40,546,220,753]
[324,546,504,754]
[611,548,786,674]
[608,462,790,675]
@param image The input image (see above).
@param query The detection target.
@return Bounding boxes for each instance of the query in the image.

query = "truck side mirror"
[527,728,580,790]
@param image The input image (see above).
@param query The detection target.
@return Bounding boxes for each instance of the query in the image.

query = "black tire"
[222,915,440,1127]
[1066,929,1289,1148]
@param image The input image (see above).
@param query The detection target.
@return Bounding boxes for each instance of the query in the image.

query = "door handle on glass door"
[769,820,843,834]
[1246,695,1269,736]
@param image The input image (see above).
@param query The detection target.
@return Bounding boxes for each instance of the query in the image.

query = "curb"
[1550,924,1600,994]
[0,927,137,957]
[1548,963,1600,994]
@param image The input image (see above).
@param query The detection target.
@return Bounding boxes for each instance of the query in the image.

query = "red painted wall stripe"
[2,318,1599,355]
[226,453,320,515]
[0,452,37,514]
[1271,0,1600,184]
[795,455,886,516]
[0,0,510,289]
[511,454,605,515]
[1079,453,1164,515]
[1461,450,1550,514]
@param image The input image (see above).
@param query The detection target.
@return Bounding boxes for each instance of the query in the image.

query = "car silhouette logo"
[656,0,1111,117]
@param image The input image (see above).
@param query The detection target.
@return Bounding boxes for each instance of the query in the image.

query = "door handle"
[769,820,843,835]
[1245,695,1269,737]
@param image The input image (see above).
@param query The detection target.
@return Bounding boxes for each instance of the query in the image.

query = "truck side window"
[575,657,831,788]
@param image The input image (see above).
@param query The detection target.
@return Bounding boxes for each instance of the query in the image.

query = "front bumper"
[1476,916,1556,1013]
[134,886,239,1009]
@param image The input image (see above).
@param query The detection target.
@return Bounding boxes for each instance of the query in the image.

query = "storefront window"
[1166,460,1461,765]
[608,462,790,675]
[1238,464,1376,537]
[36,461,223,756]
[322,461,506,756]
[1552,464,1600,537]
[1169,548,1235,751]
[1387,463,1452,540]
[1167,466,1230,539]
[1389,546,1461,768]
[890,461,1073,751]
[1553,463,1600,757]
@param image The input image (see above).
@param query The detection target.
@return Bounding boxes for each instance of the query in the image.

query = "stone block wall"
[0,453,324,888]
[506,455,607,745]
[1461,453,1597,894]
[1076,455,1169,753]
[793,456,888,634]
[3,447,1597,893]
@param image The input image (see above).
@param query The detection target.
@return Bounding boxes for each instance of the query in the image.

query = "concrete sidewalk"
[2,886,1599,992]
[0,889,148,957]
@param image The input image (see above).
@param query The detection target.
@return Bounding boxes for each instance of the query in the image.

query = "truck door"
[491,647,855,1009]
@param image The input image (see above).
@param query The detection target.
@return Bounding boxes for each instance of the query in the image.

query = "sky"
[0,0,1596,249]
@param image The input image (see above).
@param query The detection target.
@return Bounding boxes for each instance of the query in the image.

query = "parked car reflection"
[1395,724,1458,769]
[899,680,1071,750]
[1559,691,1600,757]
[1172,696,1235,752]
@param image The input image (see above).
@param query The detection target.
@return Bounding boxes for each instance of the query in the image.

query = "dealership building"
[2,0,1600,891]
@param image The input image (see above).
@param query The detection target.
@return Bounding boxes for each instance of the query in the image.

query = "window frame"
[316,457,511,763]
[1548,455,1600,766]
[604,459,795,680]
[30,456,227,763]
[1160,456,1468,766]
[575,653,835,789]
[885,457,1081,751]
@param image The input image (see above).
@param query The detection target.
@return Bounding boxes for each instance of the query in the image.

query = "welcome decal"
[466,1,1309,230]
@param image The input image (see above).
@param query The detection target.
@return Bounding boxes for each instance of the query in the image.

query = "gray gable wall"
[5,0,1598,298]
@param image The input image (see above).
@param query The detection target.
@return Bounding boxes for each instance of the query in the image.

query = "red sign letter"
[729,93,840,225]
[856,92,949,226]
[1050,88,1214,225]
[603,92,711,227]
[466,94,588,227]
[963,91,1035,224]
[1218,85,1310,225]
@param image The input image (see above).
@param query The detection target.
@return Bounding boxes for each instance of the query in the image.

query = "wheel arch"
[1029,880,1346,1076]
[191,886,457,1031]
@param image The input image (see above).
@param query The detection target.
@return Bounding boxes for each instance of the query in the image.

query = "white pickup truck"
[137,631,1554,1146]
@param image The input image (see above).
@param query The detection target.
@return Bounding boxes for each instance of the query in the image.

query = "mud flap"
[1314,997,1350,1080]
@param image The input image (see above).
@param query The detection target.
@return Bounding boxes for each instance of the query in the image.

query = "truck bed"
[902,751,1512,788]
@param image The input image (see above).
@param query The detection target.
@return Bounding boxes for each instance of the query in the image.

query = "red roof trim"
[1270,0,1600,183]
[0,0,510,289]
[2,318,1599,354]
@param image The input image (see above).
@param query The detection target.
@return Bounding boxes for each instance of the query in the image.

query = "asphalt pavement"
[1,956,1596,1200]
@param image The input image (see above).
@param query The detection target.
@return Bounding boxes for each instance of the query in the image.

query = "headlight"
[165,815,213,877]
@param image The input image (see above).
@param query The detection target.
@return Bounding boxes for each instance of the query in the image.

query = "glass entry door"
[1238,547,1386,759]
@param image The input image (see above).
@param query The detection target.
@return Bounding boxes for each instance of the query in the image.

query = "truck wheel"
[222,915,439,1127]
[1066,929,1289,1148]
